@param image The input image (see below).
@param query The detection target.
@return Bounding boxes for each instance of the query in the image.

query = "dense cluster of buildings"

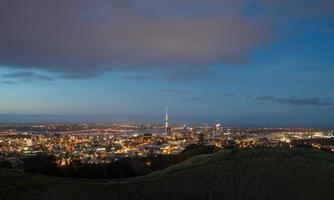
[1,109,334,167]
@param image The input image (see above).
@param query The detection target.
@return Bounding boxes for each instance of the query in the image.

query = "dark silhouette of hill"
[1,148,334,200]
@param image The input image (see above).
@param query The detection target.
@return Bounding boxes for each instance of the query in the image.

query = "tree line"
[0,144,219,179]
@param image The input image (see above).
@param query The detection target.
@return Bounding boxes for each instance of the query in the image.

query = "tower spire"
[165,105,169,134]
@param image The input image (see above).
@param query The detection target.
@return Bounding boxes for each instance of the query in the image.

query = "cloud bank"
[256,96,334,106]
[0,0,333,79]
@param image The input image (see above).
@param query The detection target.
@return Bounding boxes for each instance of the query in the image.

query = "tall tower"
[165,105,169,135]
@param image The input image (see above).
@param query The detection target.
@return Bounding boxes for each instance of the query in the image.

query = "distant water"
[0,114,333,128]
[0,114,223,125]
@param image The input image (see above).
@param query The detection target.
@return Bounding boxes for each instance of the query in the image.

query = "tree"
[21,154,58,175]
[0,160,12,169]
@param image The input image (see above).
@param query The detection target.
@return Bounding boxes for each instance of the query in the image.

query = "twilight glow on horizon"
[0,0,334,126]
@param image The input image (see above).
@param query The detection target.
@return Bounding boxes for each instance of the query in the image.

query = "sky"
[0,0,334,126]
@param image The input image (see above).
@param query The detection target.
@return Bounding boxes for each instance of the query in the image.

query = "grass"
[1,148,334,200]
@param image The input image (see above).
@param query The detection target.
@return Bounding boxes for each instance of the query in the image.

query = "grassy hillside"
[1,148,334,200]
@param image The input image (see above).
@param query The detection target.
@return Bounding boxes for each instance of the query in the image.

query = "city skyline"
[0,1,334,127]
[1,2,334,199]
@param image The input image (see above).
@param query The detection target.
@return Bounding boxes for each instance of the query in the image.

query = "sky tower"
[165,105,169,135]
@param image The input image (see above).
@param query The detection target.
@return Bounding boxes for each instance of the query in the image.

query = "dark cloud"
[2,80,16,85]
[0,0,271,79]
[122,75,154,81]
[256,95,334,106]
[0,0,332,79]
[3,71,54,82]
[187,97,203,101]
[160,89,190,94]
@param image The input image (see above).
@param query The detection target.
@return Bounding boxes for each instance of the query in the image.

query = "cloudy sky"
[0,0,334,126]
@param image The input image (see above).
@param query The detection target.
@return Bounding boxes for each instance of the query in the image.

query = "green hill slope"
[1,148,334,200]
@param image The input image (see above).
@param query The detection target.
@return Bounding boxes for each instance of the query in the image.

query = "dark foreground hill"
[1,148,334,200]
